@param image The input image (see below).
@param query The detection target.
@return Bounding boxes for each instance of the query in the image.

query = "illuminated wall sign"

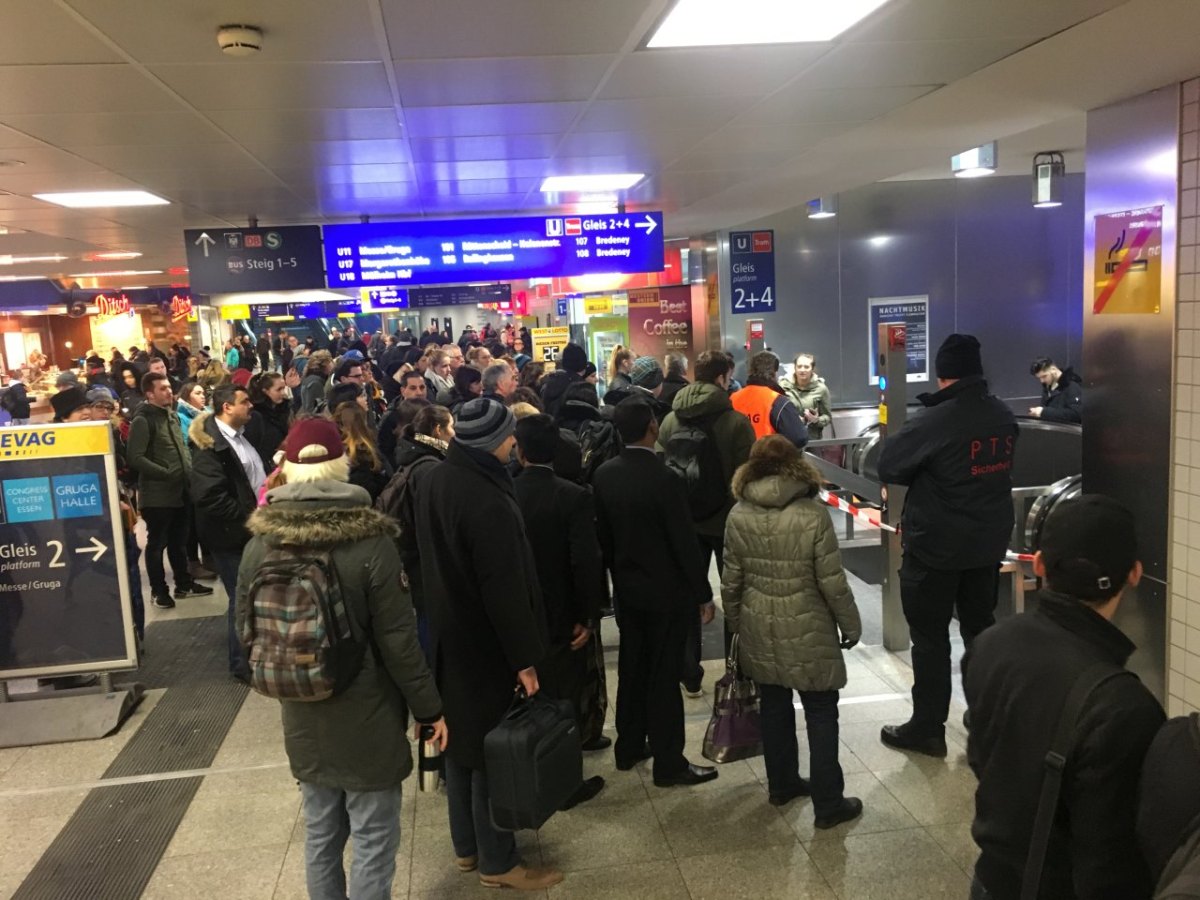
[360,287,410,312]
[323,212,665,289]
[410,284,511,308]
[166,294,193,322]
[95,293,133,322]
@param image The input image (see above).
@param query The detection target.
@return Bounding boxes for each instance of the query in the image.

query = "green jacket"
[656,381,756,537]
[722,452,861,691]
[780,375,832,439]
[237,480,442,792]
[126,400,190,507]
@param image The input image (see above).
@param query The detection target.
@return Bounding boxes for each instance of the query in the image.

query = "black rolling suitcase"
[484,690,583,831]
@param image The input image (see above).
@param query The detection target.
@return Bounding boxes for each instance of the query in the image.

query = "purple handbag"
[701,634,763,763]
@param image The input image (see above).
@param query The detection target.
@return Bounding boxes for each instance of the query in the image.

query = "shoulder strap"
[1021,664,1131,900]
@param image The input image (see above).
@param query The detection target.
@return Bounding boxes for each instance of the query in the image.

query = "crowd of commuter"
[26,319,1199,899]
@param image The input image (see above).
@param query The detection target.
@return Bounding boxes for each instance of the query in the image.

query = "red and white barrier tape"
[818,489,899,533]
[1005,551,1036,563]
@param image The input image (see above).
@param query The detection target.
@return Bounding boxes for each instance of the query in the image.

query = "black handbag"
[484,689,582,831]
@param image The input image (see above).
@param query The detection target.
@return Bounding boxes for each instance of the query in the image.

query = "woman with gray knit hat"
[601,355,673,422]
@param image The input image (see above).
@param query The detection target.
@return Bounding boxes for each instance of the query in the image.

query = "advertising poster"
[868,295,929,385]
[1093,205,1163,314]
[628,286,694,362]
[0,423,136,677]
[530,326,571,367]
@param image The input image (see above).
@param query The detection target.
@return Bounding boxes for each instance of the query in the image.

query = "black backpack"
[577,420,622,486]
[375,455,436,556]
[663,412,728,521]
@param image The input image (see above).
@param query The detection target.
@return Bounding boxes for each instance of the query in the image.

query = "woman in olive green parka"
[722,435,862,827]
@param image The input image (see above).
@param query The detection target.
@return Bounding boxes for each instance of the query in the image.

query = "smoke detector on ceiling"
[217,24,263,57]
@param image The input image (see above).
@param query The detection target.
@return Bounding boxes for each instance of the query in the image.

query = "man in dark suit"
[513,414,607,806]
[592,397,718,787]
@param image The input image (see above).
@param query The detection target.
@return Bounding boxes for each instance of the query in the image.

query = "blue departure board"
[322,213,665,288]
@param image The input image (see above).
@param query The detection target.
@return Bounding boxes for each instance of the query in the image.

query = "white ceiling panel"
[133,169,286,195]
[575,96,753,133]
[554,129,709,159]
[394,56,615,107]
[739,84,940,125]
[61,0,383,64]
[380,0,659,59]
[0,65,180,116]
[0,170,144,194]
[150,62,394,111]
[72,143,264,172]
[404,103,586,139]
[319,182,416,203]
[244,140,411,169]
[420,193,530,213]
[206,108,403,143]
[422,178,542,198]
[413,159,548,183]
[0,146,107,175]
[543,155,665,177]
[3,112,226,147]
[409,135,561,163]
[666,124,856,172]
[848,0,1128,42]
[280,163,414,185]
[797,39,1031,89]
[600,45,831,99]
[0,1,122,64]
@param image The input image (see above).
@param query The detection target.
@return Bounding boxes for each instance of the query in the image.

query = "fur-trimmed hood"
[247,480,397,546]
[731,452,821,508]
[188,409,217,449]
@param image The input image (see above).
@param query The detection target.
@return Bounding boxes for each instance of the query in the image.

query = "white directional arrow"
[636,215,657,236]
[74,536,107,563]
[194,232,216,258]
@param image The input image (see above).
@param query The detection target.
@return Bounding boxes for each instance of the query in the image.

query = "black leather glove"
[840,636,859,651]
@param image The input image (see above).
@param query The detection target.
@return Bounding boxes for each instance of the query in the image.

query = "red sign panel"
[752,232,773,253]
[887,324,907,350]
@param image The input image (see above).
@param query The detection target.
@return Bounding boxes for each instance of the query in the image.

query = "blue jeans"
[212,551,249,678]
[300,782,403,900]
[124,532,145,640]
[759,683,844,816]
[443,755,518,876]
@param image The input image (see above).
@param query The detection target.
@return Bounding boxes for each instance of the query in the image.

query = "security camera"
[217,24,263,57]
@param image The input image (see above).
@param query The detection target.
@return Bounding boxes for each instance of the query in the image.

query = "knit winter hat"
[86,387,116,406]
[934,334,984,380]
[285,417,345,464]
[453,397,515,453]
[55,371,80,389]
[560,343,588,374]
[630,356,664,389]
[50,386,89,421]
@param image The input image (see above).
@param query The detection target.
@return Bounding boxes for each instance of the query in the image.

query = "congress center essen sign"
[323,212,665,288]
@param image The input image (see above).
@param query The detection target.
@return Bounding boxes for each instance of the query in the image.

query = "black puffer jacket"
[1138,714,1200,896]
[965,591,1165,900]
[1040,367,1083,424]
[245,399,290,473]
[540,368,582,418]
[876,375,1018,570]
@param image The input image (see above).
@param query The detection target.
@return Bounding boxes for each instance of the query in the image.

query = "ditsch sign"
[94,293,132,322]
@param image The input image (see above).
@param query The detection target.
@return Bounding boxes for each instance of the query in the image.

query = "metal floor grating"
[14,615,249,899]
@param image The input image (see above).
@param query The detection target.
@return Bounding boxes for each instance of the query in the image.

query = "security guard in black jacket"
[876,334,1018,757]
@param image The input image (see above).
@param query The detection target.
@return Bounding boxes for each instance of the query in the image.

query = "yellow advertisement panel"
[220,303,251,320]
[0,422,110,461]
[530,326,571,364]
[584,295,613,316]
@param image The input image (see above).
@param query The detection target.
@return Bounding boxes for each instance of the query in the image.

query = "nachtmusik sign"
[0,423,137,678]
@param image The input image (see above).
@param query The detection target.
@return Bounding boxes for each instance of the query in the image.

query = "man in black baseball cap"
[963,494,1164,900]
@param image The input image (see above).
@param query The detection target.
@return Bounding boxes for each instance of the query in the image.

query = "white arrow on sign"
[636,215,657,236]
[74,536,108,563]
[194,232,216,258]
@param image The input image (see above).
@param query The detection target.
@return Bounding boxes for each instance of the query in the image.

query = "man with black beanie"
[876,333,1018,757]
[964,495,1164,900]
[540,342,588,417]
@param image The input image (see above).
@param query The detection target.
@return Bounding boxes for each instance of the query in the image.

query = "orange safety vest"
[731,385,778,439]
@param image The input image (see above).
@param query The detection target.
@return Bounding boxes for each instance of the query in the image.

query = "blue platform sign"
[729,230,776,315]
[323,213,665,289]
[361,287,410,311]
[556,297,569,318]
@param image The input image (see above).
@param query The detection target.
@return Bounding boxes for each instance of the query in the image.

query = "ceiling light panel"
[541,173,644,192]
[34,190,169,208]
[68,269,163,277]
[648,0,893,48]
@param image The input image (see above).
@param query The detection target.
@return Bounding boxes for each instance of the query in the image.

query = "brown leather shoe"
[455,854,477,872]
[480,864,564,890]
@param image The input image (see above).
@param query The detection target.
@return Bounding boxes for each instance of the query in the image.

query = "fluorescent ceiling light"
[119,285,148,290]
[0,254,67,265]
[34,190,169,208]
[807,196,838,219]
[69,269,163,278]
[648,0,891,47]
[952,142,997,178]
[868,235,891,247]
[541,174,643,192]
[0,275,45,282]
[85,250,143,261]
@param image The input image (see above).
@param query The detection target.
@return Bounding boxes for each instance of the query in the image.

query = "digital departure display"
[322,213,665,289]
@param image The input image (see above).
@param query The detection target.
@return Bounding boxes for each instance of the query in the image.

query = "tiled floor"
[0,544,981,899]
